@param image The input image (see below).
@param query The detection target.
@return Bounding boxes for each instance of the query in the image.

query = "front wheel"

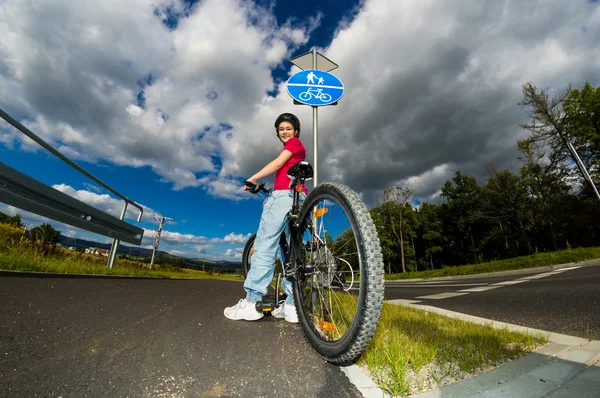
[292,182,384,364]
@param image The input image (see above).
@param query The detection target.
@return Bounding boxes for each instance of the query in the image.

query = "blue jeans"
[244,190,305,305]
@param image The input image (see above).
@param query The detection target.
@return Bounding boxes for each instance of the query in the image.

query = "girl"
[224,113,308,323]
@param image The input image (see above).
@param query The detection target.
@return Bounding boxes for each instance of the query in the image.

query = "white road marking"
[387,282,487,288]
[387,299,422,305]
[458,286,502,292]
[492,280,528,286]
[389,266,582,301]
[417,283,485,287]
[416,281,482,285]
[416,292,469,300]
[519,272,556,280]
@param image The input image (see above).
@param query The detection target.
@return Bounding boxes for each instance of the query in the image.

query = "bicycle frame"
[274,177,307,303]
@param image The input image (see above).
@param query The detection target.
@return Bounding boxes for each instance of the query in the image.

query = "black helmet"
[274,113,300,139]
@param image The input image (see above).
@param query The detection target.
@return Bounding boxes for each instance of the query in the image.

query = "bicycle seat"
[287,161,313,180]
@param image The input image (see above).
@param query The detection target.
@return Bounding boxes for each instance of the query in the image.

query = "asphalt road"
[384,263,600,339]
[0,275,363,398]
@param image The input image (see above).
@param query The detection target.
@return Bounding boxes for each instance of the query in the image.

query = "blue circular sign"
[286,69,344,106]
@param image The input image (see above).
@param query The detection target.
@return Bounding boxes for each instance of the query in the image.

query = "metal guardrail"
[0,107,144,268]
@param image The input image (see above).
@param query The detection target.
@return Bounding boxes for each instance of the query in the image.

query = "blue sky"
[1,0,599,261]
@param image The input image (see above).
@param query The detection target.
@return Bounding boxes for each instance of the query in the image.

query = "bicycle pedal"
[256,300,275,313]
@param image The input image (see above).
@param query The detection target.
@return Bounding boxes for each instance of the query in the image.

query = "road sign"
[289,50,338,72]
[287,69,344,106]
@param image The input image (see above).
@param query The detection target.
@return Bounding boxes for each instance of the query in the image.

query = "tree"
[519,82,573,165]
[0,211,24,228]
[415,203,444,270]
[516,138,570,251]
[481,164,532,257]
[440,171,484,265]
[29,223,61,245]
[381,186,414,273]
[370,206,400,273]
[563,82,600,175]
[520,82,599,195]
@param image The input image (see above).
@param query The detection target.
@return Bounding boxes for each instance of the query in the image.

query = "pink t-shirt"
[274,137,308,193]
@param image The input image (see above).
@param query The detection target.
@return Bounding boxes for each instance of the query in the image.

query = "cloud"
[142,228,222,246]
[223,232,252,244]
[52,184,158,223]
[0,0,314,195]
[222,0,600,204]
[224,247,243,259]
[1,0,599,208]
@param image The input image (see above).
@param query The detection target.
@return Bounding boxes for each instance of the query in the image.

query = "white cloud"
[224,247,243,259]
[1,0,599,208]
[0,0,313,195]
[223,232,252,244]
[142,228,222,246]
[52,184,157,223]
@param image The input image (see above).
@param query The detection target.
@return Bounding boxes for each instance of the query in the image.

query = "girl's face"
[278,121,297,144]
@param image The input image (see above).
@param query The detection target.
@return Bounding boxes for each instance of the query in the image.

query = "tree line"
[368,81,600,273]
[0,213,61,246]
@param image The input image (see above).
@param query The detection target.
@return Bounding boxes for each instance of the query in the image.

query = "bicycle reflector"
[318,321,336,332]
[295,184,304,193]
[313,208,328,218]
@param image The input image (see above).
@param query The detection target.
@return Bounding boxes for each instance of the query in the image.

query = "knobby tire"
[292,182,385,364]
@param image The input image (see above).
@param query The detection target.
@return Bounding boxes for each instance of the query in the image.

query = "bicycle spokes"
[299,196,362,343]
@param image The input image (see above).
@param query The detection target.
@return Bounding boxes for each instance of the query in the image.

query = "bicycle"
[242,161,384,364]
[299,88,332,103]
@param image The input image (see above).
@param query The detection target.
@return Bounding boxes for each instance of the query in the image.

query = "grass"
[0,224,242,280]
[386,246,600,280]
[358,302,548,396]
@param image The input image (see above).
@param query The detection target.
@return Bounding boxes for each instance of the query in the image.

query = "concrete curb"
[342,365,391,398]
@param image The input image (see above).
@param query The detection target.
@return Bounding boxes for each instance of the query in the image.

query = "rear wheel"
[292,182,384,364]
[241,233,287,301]
[241,234,256,278]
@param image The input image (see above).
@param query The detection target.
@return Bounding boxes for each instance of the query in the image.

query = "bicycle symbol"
[299,88,332,103]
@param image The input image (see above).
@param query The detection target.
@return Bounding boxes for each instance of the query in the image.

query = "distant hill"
[58,235,168,258]
[58,235,241,269]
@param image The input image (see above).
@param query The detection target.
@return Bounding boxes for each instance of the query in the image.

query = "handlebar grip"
[245,180,272,195]
[246,180,267,194]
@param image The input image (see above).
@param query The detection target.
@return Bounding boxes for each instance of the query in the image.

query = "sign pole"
[287,49,341,191]
[312,48,318,189]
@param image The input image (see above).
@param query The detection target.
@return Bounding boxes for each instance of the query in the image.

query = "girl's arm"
[247,149,293,184]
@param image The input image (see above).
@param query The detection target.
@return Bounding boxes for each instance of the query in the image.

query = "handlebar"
[244,181,272,195]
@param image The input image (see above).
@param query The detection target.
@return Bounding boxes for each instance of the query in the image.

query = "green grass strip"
[358,303,548,396]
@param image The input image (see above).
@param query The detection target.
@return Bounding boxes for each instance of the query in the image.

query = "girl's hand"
[244,179,258,191]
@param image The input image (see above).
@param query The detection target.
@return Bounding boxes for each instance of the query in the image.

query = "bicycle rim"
[292,182,384,364]
[241,234,256,278]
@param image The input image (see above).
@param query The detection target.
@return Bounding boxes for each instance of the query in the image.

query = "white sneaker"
[271,302,299,324]
[224,299,264,321]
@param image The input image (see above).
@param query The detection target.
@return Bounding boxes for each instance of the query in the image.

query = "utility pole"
[150,215,174,268]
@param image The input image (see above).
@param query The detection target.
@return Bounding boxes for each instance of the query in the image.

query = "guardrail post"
[107,201,128,269]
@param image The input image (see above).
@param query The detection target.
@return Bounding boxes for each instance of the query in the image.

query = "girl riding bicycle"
[224,113,308,323]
